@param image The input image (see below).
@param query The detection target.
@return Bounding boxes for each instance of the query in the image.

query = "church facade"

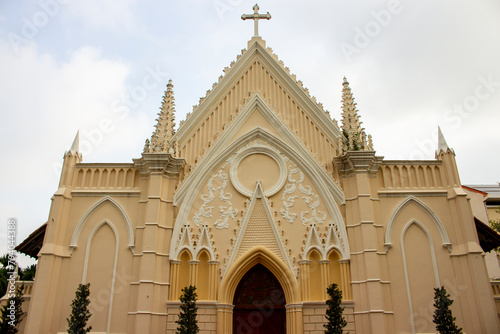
[21,19,499,334]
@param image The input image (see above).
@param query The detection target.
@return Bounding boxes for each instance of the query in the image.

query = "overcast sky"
[1,0,499,267]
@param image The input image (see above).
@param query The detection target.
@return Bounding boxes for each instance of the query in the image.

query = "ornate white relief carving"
[192,168,238,229]
[280,160,327,226]
[280,165,302,223]
[281,183,298,223]
[299,181,327,225]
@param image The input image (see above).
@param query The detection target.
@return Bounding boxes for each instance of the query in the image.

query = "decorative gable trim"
[301,223,347,261]
[302,224,324,260]
[325,223,345,258]
[172,40,341,148]
[174,224,195,259]
[223,182,293,279]
[194,224,217,261]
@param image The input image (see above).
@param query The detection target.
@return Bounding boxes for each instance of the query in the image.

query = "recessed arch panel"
[385,195,451,252]
[70,196,134,253]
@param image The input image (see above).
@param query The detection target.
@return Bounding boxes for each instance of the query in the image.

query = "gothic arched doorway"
[232,264,286,334]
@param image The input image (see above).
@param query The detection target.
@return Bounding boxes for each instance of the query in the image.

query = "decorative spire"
[69,131,79,155]
[147,79,176,153]
[339,77,373,154]
[64,130,81,160]
[341,77,363,134]
[436,126,454,156]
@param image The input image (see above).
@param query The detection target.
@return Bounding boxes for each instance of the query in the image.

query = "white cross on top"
[241,4,271,37]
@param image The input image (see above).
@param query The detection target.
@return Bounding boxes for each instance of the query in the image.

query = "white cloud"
[63,0,140,31]
[0,40,155,267]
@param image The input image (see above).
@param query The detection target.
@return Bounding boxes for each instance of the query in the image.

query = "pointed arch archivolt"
[70,196,134,253]
[217,246,303,333]
[218,245,300,305]
[384,195,451,252]
[171,126,349,259]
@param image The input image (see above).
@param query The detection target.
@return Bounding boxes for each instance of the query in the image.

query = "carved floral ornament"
[281,158,327,226]
[192,168,238,230]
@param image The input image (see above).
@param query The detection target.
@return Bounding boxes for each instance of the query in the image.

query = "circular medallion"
[229,146,286,197]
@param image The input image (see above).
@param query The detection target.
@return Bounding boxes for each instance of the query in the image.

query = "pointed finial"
[64,130,81,161]
[341,77,362,133]
[340,77,373,153]
[70,131,79,155]
[438,126,448,151]
[436,126,454,156]
[368,134,374,150]
[148,79,176,153]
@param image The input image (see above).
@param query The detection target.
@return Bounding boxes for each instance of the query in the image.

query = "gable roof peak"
[173,39,341,149]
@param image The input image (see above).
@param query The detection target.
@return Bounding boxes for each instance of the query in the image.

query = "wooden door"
[233,264,286,334]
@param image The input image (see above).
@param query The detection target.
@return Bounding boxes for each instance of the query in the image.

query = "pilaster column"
[208,261,219,300]
[132,153,184,333]
[339,260,352,300]
[335,151,389,333]
[298,260,310,301]
[189,260,199,287]
[169,260,180,300]
[216,303,234,333]
[319,260,330,300]
[285,303,304,334]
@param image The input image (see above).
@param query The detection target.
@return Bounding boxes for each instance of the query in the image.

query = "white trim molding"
[229,145,286,198]
[223,182,294,279]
